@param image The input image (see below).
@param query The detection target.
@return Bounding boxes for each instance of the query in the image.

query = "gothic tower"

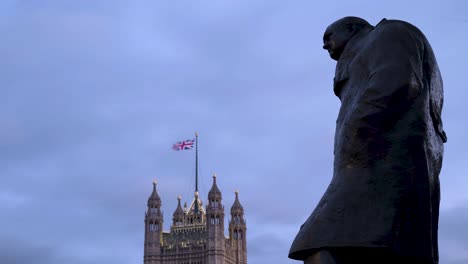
[206,173,225,264]
[144,180,163,264]
[142,176,247,264]
[229,190,247,264]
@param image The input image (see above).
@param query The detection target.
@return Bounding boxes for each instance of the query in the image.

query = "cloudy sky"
[1,0,467,263]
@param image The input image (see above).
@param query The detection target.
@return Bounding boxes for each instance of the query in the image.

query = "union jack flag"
[172,138,195,151]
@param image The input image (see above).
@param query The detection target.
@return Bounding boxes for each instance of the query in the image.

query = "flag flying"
[172,138,195,151]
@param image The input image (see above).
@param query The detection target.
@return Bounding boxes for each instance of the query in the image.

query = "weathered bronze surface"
[289,17,447,264]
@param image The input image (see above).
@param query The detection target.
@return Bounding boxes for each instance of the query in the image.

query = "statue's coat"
[289,19,446,264]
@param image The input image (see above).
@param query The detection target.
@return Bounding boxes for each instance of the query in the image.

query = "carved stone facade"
[144,175,247,264]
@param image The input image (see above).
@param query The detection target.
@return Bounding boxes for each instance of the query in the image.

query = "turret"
[229,190,247,264]
[172,196,184,226]
[206,173,225,264]
[144,180,163,264]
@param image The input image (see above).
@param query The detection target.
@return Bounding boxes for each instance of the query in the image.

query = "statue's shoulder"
[361,18,428,69]
[374,18,424,39]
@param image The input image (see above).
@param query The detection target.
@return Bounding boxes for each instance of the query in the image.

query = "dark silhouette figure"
[289,17,447,264]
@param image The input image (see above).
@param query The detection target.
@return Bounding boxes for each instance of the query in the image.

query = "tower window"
[234,215,241,224]
[149,222,159,232]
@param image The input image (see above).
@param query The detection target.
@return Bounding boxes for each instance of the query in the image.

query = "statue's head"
[323,16,372,61]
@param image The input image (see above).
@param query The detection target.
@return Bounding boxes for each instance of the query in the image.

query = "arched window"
[149,222,159,232]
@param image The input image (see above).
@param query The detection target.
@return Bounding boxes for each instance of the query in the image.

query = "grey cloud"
[248,232,297,264]
[440,205,468,245]
[439,205,468,264]
[0,236,122,264]
[0,237,57,264]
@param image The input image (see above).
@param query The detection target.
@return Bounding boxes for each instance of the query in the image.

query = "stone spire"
[172,195,184,226]
[230,190,244,215]
[147,180,161,207]
[208,173,222,200]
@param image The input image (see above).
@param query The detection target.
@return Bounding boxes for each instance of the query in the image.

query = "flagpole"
[195,131,199,193]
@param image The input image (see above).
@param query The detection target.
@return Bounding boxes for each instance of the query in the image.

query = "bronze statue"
[289,17,447,264]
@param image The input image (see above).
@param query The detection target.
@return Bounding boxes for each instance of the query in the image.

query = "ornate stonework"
[144,175,247,264]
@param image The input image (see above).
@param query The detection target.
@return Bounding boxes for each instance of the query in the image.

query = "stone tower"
[142,175,247,264]
[229,191,247,264]
[144,180,163,264]
[206,174,225,264]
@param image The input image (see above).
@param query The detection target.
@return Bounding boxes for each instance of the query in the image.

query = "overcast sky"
[1,1,467,264]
